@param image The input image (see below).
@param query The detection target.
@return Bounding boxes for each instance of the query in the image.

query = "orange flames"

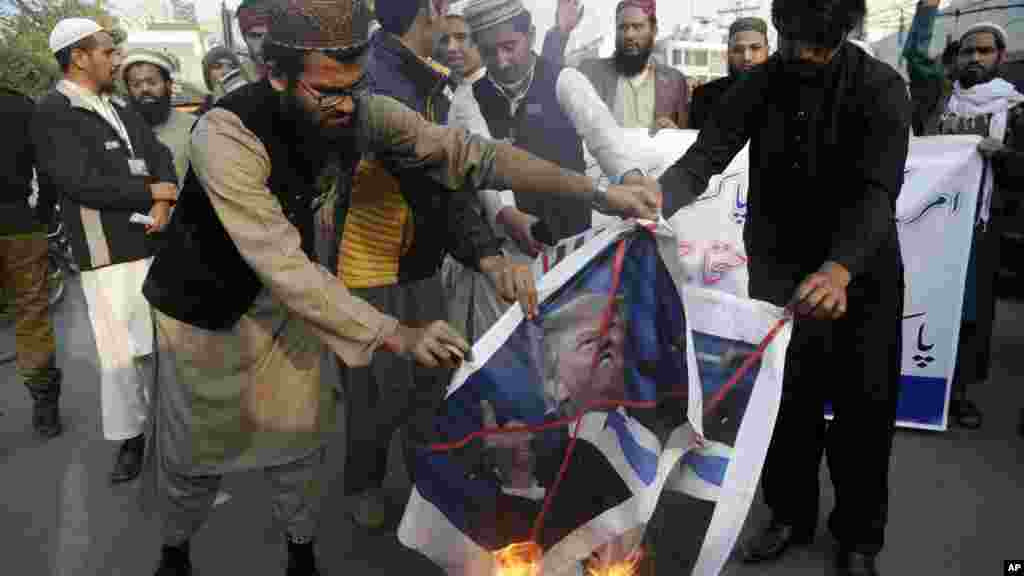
[586,546,644,576]
[494,542,643,576]
[494,542,542,576]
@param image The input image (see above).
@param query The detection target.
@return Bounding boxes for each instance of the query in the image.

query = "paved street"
[1,276,1021,575]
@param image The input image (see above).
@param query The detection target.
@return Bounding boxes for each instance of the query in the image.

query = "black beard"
[959,64,997,89]
[281,92,360,170]
[132,94,171,126]
[613,46,652,77]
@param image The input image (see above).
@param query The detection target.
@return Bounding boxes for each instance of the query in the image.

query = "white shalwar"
[79,258,155,441]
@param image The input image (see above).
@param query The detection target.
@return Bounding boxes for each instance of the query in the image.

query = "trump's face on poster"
[543,293,627,416]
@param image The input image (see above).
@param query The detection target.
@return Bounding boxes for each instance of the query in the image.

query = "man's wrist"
[478,254,505,277]
[383,325,408,357]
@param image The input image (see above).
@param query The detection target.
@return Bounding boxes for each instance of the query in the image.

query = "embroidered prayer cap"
[120,49,179,83]
[266,0,368,55]
[49,18,104,54]
[464,0,525,34]
[728,17,767,40]
[616,0,656,17]
[237,0,274,34]
[960,21,1009,50]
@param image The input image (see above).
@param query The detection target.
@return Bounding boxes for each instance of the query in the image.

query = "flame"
[494,541,542,576]
[586,547,643,576]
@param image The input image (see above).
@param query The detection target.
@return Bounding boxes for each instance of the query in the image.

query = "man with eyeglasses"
[139,0,660,573]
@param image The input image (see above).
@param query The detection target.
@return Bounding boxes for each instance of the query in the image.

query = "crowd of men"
[0,0,1021,575]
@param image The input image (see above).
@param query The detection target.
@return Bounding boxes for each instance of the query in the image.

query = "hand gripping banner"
[398,218,792,576]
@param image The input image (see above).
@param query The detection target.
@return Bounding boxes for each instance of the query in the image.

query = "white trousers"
[80,258,154,441]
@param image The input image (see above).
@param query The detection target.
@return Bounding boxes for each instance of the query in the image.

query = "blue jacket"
[473,55,589,243]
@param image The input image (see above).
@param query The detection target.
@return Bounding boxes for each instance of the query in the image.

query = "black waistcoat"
[143,81,363,330]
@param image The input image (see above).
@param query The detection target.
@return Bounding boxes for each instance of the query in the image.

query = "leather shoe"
[836,550,879,576]
[32,398,62,439]
[110,435,145,484]
[741,522,813,564]
[154,542,192,576]
[286,539,321,576]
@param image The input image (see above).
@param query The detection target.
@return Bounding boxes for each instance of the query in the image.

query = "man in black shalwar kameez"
[658,1,910,574]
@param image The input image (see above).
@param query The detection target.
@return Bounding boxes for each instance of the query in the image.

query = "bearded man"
[139,0,661,574]
[926,23,1024,429]
[659,0,910,573]
[121,49,196,187]
[689,17,770,130]
[574,0,689,131]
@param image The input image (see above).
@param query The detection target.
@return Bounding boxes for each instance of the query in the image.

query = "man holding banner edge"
[657,0,909,574]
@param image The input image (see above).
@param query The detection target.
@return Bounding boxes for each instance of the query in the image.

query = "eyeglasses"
[298,75,369,111]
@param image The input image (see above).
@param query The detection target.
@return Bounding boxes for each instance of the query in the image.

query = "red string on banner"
[427,231,793,549]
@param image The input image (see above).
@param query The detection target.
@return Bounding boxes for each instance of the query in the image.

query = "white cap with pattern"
[49,18,103,54]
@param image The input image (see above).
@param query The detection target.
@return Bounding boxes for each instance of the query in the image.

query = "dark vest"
[473,57,589,242]
[143,81,365,330]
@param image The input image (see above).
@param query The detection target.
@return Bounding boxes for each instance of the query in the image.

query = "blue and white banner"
[576,118,982,431]
[886,136,985,429]
[398,219,792,575]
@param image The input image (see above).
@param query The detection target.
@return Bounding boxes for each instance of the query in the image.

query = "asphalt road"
[1,277,1021,575]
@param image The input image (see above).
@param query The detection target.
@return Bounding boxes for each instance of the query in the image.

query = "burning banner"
[397,217,792,575]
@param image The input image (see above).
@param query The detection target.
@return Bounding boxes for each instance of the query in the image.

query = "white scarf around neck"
[947,77,1024,141]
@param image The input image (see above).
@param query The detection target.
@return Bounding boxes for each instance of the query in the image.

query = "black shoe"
[835,550,879,576]
[741,522,814,564]
[154,542,192,576]
[32,398,62,439]
[286,538,321,576]
[110,435,145,484]
[953,398,983,429]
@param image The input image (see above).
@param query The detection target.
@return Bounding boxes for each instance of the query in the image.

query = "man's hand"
[317,195,337,240]
[978,137,1006,159]
[388,321,471,370]
[497,207,546,257]
[650,117,679,136]
[923,0,941,8]
[146,200,171,234]
[789,261,851,320]
[557,0,584,35]
[150,182,178,203]
[603,177,662,220]
[480,255,538,319]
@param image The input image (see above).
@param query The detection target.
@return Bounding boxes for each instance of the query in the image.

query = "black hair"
[377,0,432,37]
[55,34,99,73]
[123,61,172,84]
[771,0,866,50]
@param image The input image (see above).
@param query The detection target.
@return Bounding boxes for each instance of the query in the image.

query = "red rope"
[426,229,793,549]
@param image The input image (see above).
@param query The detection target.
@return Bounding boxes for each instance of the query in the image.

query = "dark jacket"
[576,56,690,129]
[660,43,911,306]
[339,31,500,289]
[143,81,359,330]
[689,75,735,131]
[473,55,589,242]
[32,82,177,270]
[0,87,42,235]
